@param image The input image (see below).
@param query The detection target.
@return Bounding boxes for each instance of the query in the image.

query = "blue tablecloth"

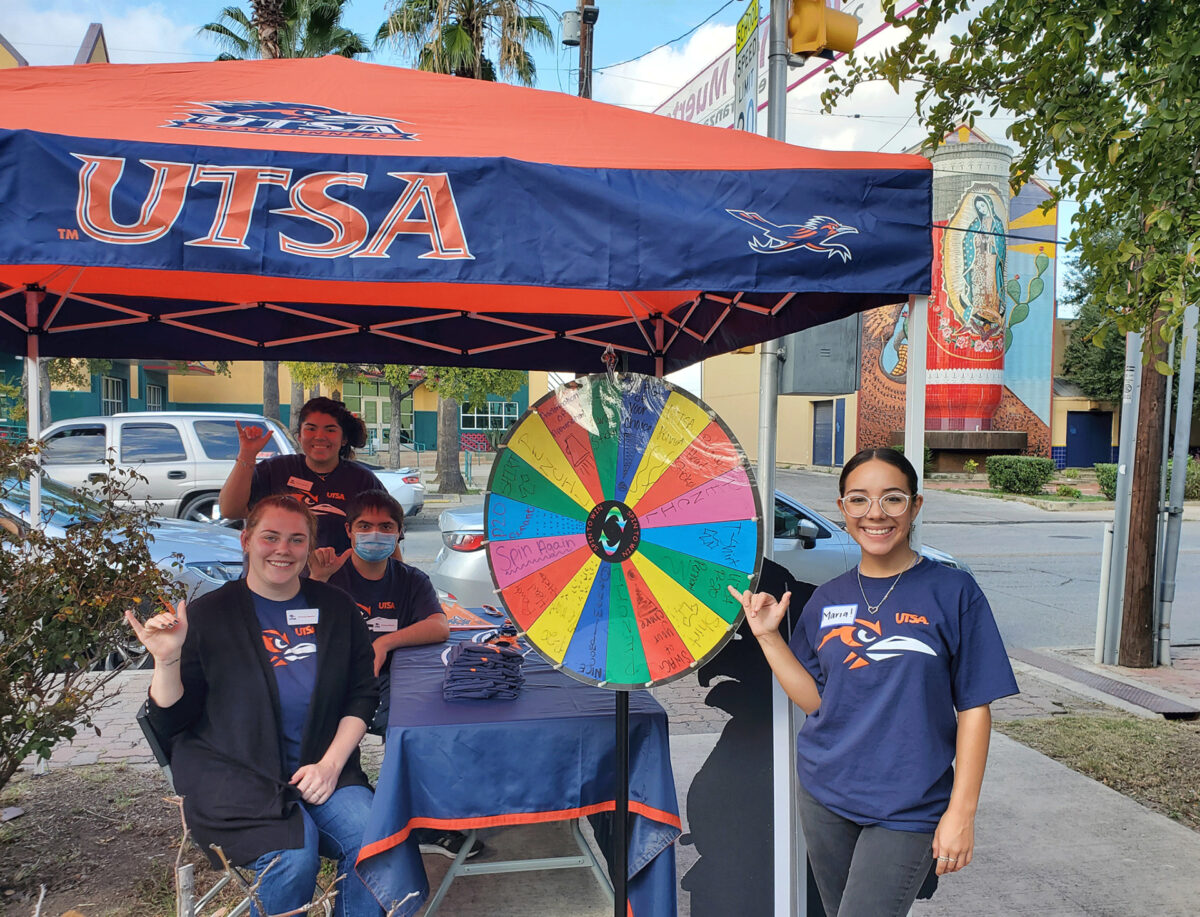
[356,636,681,916]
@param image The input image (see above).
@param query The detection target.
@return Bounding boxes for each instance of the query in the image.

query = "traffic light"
[788,0,859,58]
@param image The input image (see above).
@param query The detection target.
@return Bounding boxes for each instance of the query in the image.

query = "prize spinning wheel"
[484,373,763,690]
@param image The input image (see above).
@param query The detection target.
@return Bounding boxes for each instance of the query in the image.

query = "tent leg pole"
[24,290,43,524]
[904,294,929,550]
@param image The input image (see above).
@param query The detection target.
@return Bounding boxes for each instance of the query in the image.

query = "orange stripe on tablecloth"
[357,799,682,864]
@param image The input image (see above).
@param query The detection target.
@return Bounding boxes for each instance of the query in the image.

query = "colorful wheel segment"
[485,373,763,690]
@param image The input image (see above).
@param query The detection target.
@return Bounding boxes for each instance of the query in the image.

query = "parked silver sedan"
[429,491,968,609]
[356,462,425,518]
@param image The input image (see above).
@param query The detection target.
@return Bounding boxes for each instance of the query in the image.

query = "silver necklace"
[857,555,919,615]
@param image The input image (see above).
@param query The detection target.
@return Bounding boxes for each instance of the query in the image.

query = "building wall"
[700,349,855,465]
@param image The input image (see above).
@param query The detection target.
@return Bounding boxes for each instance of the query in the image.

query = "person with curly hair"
[220,396,385,552]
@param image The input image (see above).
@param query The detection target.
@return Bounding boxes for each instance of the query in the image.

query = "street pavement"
[21,476,1200,916]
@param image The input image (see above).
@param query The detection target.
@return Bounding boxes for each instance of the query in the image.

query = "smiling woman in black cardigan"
[127,494,383,917]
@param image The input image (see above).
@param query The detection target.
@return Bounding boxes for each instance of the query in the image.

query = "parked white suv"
[39,411,296,524]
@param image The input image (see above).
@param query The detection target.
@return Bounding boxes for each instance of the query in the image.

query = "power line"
[594,0,737,73]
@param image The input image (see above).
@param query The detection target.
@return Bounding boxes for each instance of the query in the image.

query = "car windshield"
[0,474,107,527]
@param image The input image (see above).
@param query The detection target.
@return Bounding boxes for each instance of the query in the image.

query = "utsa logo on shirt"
[818,617,937,671]
[262,628,317,667]
[286,487,347,518]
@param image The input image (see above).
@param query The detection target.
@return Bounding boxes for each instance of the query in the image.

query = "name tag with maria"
[820,604,857,628]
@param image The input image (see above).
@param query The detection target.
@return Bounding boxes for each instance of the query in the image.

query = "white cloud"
[593,22,735,112]
[1,1,208,66]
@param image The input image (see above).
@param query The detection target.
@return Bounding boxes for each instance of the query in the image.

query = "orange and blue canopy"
[0,56,931,372]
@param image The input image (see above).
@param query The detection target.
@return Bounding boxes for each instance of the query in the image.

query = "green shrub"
[1095,463,1117,499]
[986,455,1056,495]
[962,458,979,475]
[1164,456,1200,501]
[0,439,181,794]
[1060,467,1079,479]
[1056,484,1083,499]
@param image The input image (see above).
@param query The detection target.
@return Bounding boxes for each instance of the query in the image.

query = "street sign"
[735,0,761,133]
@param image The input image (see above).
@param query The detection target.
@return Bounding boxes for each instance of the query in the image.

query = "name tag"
[820,604,858,628]
[368,617,398,633]
[287,476,313,492]
[287,607,320,626]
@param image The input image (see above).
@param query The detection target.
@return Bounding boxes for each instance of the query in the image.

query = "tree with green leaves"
[200,0,370,60]
[425,367,526,493]
[822,0,1200,666]
[377,0,554,84]
[282,361,365,401]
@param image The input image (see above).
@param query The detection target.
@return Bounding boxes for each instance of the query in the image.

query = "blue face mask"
[353,531,398,563]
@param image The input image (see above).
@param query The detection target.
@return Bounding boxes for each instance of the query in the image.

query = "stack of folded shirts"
[442,642,526,700]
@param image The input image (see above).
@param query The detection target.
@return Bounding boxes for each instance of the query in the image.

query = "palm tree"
[377,0,554,85]
[201,0,370,61]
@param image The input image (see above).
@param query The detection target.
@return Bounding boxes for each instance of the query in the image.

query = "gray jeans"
[797,781,935,917]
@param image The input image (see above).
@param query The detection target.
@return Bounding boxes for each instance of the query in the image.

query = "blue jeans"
[250,784,383,917]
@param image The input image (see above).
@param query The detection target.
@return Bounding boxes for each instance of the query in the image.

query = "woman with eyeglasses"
[220,396,386,553]
[730,447,1017,917]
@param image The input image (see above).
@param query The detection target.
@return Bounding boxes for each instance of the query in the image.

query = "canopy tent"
[0,56,930,375]
[0,56,933,917]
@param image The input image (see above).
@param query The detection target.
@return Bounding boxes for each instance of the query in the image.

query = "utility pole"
[577,1,597,99]
[1121,317,1167,667]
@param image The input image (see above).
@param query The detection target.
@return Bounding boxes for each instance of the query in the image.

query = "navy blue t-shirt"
[789,559,1018,832]
[252,592,319,777]
[328,559,441,691]
[248,455,384,552]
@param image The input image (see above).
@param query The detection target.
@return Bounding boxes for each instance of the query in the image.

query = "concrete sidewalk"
[24,647,1200,916]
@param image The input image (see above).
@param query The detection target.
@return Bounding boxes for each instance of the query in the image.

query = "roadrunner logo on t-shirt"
[818,617,937,671]
[261,628,316,667]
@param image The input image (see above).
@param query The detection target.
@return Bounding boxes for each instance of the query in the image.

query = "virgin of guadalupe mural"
[943,186,1009,346]
[958,194,1008,332]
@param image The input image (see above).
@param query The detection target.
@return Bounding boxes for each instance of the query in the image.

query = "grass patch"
[946,487,1109,502]
[996,715,1200,830]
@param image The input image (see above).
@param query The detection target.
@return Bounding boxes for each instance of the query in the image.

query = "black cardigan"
[147,578,377,868]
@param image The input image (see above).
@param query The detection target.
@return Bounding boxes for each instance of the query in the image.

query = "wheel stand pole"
[613,690,629,917]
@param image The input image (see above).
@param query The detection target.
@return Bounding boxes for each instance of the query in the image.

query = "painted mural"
[857,129,1056,457]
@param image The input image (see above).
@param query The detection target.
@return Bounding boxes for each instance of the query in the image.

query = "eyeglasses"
[840,493,912,518]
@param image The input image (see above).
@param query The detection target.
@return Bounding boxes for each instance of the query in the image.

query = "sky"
[0,1,1079,387]
[0,1,1050,156]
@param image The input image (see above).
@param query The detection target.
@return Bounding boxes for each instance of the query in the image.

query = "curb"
[937,488,1200,518]
[937,490,1115,511]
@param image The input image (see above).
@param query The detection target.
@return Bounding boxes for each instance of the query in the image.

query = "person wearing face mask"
[308,491,449,733]
[308,491,474,859]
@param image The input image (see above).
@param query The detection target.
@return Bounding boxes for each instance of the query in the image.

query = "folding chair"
[137,701,253,917]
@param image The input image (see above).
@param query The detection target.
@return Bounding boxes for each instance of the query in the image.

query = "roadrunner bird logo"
[727,210,859,262]
[818,618,937,670]
[165,101,418,140]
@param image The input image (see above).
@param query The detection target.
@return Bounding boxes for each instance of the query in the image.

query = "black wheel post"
[613,690,629,916]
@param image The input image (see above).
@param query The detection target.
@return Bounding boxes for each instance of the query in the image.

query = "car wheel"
[181,493,242,528]
[95,641,154,671]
